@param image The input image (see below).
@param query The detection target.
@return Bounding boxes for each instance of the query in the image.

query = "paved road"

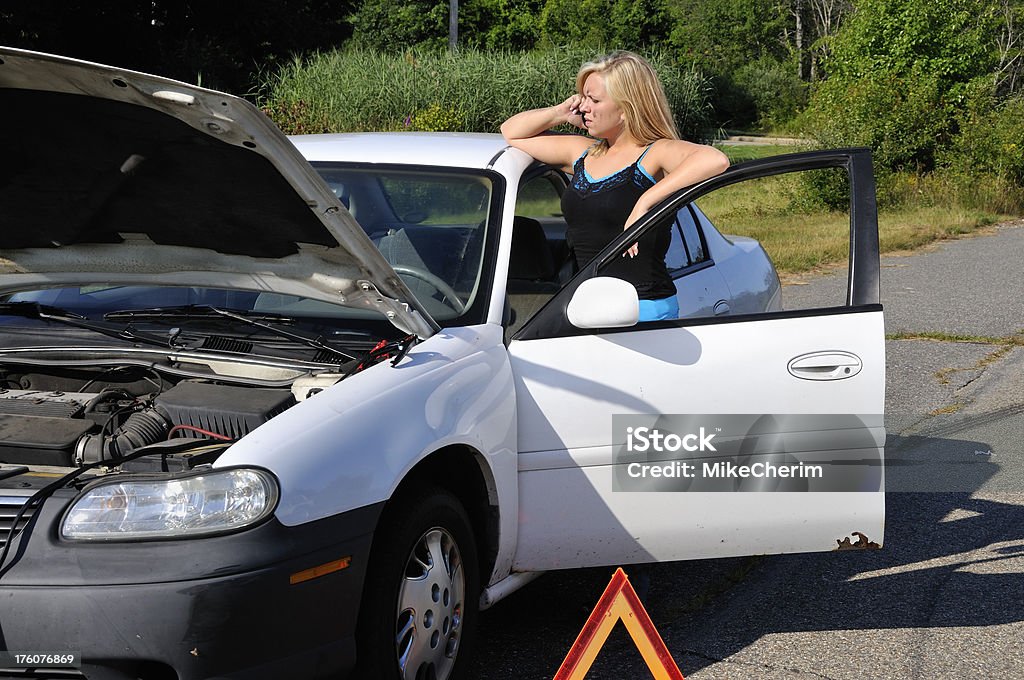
[469,220,1024,679]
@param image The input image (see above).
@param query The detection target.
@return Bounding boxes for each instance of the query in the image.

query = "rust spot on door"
[836,531,880,550]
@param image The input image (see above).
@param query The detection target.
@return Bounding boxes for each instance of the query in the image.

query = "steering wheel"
[392,265,467,315]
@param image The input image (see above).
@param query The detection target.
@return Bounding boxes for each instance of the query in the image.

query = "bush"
[944,84,1024,184]
[879,169,1024,215]
[410,103,467,132]
[538,0,671,51]
[802,67,952,172]
[260,47,713,140]
[732,56,808,131]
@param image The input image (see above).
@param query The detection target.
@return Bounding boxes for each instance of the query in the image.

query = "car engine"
[0,370,298,472]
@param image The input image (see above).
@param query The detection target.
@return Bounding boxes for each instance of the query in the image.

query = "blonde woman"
[501,51,729,321]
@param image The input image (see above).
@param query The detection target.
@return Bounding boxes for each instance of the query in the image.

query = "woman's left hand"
[623,206,643,258]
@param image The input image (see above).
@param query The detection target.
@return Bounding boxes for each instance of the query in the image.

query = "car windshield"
[314,164,496,322]
[2,166,496,329]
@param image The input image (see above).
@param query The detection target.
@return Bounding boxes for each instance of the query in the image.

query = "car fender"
[214,324,518,558]
[714,235,783,314]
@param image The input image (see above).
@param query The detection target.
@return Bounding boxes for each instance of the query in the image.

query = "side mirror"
[566,277,639,329]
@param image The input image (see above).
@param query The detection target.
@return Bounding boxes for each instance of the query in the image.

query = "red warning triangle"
[554,567,685,680]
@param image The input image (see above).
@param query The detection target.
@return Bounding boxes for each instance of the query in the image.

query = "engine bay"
[0,362,344,475]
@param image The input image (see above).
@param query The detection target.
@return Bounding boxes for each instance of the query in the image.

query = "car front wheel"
[356,485,479,680]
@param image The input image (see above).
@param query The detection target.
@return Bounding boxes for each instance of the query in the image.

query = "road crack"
[888,330,1024,428]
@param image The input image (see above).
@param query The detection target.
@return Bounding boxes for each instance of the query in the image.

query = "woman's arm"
[500,96,591,173]
[623,140,730,256]
[627,141,729,225]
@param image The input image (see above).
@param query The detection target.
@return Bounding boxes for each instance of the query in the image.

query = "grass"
[696,168,1019,276]
[885,331,1019,344]
[261,47,713,140]
[732,204,1014,277]
[702,143,1023,276]
[714,144,801,164]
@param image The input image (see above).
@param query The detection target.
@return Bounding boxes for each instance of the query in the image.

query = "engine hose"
[76,409,171,464]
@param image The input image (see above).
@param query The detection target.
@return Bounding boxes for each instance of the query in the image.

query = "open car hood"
[0,46,438,338]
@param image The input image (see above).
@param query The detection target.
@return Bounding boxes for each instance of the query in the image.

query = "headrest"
[509,216,555,281]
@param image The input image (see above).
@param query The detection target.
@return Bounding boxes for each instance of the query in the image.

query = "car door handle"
[787,351,862,380]
[713,300,730,316]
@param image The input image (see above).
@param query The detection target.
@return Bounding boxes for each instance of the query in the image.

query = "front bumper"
[0,496,383,680]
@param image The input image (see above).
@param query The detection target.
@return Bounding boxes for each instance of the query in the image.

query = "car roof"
[289,132,512,169]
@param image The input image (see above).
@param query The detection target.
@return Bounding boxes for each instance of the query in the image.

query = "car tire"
[355,485,479,680]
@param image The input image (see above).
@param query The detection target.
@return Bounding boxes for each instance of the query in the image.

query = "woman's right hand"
[500,97,592,171]
[559,94,586,130]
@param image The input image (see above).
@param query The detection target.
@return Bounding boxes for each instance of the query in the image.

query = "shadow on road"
[470,431,1023,678]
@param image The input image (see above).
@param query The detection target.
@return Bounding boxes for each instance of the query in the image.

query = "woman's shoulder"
[643,139,722,174]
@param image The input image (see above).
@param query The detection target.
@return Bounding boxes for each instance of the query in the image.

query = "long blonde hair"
[576,51,679,157]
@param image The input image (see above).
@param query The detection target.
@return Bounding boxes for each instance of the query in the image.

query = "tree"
[0,0,355,94]
[666,0,791,73]
[807,0,852,80]
[994,0,1024,94]
[805,0,1004,170]
[538,0,672,51]
[463,0,546,50]
[349,0,449,50]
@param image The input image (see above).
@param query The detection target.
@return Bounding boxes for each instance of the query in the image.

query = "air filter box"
[155,382,295,440]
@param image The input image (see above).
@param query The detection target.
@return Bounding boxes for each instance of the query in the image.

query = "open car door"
[508,149,885,570]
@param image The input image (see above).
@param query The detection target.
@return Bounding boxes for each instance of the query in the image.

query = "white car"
[0,47,885,680]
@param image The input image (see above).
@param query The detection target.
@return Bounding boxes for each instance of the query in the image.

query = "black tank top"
[560,149,676,300]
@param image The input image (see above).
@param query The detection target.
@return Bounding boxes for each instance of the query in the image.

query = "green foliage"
[348,0,548,52]
[260,99,332,136]
[877,168,1024,215]
[538,0,672,50]
[667,0,790,73]
[805,68,951,170]
[537,0,606,48]
[665,0,793,128]
[797,167,851,212]
[826,0,999,83]
[732,56,808,130]
[261,47,713,139]
[410,103,467,131]
[462,0,545,50]
[944,84,1024,184]
[803,0,1003,172]
[348,0,449,51]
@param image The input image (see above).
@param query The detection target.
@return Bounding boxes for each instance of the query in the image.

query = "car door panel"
[508,149,885,571]
[511,307,884,570]
[674,265,731,318]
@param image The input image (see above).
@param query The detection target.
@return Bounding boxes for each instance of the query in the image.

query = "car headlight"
[61,468,279,540]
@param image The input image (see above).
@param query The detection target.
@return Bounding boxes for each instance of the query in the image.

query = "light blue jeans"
[638,295,679,321]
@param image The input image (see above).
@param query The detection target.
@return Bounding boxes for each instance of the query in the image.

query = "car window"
[511,160,867,341]
[515,174,563,221]
[506,171,571,340]
[665,205,709,272]
[588,166,854,320]
[694,168,851,312]
[378,175,490,226]
[678,205,708,265]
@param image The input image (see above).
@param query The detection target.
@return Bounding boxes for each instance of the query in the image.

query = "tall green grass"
[260,47,713,139]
